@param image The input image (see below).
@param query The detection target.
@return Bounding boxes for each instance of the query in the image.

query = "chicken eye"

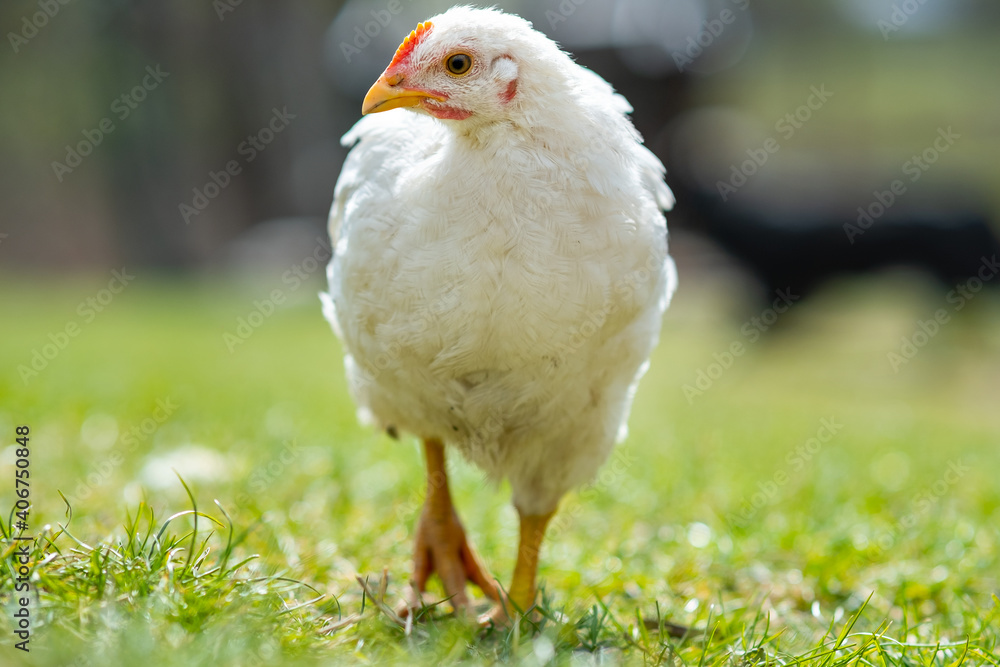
[445,53,473,76]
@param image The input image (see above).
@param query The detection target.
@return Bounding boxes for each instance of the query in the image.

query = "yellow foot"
[397,439,499,619]
[478,598,525,627]
[398,503,500,617]
[478,509,555,627]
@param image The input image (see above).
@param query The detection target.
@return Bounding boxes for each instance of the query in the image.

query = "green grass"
[1,272,999,666]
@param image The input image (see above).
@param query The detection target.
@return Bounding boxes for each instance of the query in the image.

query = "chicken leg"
[402,438,500,616]
[482,507,555,625]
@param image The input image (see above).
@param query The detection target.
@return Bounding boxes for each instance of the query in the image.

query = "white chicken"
[322,6,677,623]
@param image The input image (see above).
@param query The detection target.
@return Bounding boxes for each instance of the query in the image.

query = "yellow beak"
[362,72,446,115]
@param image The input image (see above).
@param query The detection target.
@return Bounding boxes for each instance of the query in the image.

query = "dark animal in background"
[673,183,1000,303]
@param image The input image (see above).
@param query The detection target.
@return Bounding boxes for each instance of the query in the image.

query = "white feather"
[323,6,676,515]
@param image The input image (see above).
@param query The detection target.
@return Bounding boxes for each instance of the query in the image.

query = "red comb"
[388,21,433,70]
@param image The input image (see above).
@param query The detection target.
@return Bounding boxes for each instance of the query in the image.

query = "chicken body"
[322,6,676,619]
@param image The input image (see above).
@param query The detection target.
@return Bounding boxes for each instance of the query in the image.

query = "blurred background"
[2,0,999,288]
[2,2,999,657]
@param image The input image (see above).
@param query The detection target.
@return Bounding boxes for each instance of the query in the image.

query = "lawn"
[1,271,998,666]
